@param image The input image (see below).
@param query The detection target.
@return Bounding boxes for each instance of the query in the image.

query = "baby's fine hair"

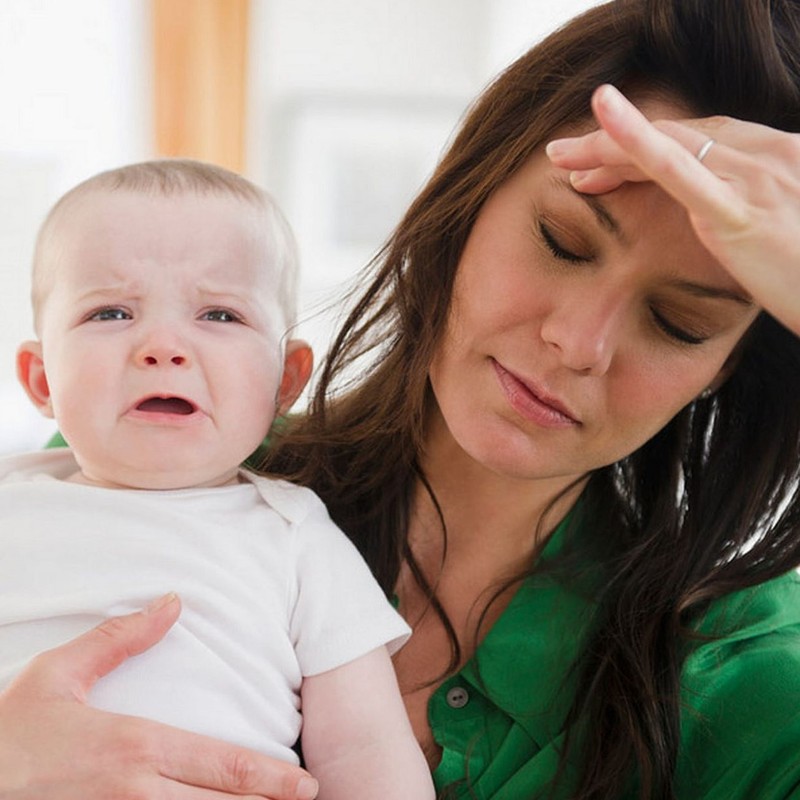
[31,158,299,332]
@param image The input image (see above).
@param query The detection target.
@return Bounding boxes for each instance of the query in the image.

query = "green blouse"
[429,519,800,799]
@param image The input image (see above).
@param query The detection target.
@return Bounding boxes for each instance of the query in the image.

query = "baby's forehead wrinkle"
[73,280,140,300]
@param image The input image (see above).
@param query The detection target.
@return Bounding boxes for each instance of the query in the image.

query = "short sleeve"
[677,703,800,798]
[286,497,410,677]
[676,576,800,799]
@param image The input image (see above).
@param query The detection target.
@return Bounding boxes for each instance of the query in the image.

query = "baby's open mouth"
[136,397,196,415]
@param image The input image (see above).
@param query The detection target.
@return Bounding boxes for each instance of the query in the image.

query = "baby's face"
[33,189,287,489]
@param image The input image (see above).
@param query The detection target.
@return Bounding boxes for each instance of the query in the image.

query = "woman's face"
[428,103,759,485]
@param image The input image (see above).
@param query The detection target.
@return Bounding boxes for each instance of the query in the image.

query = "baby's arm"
[300,645,435,800]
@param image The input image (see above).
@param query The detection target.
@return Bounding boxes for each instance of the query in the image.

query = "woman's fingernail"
[296,776,319,799]
[145,592,178,614]
[545,140,566,159]
[570,170,591,186]
[597,83,624,112]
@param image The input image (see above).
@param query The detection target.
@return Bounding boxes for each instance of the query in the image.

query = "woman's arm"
[546,84,800,336]
[300,646,435,800]
[0,594,319,800]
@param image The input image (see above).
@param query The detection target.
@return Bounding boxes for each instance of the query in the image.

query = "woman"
[3,0,800,798]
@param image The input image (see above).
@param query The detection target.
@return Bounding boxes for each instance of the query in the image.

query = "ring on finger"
[696,138,716,163]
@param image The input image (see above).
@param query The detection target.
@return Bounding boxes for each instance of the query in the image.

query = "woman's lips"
[492,359,580,427]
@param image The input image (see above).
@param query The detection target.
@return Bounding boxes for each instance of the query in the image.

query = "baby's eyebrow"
[193,287,253,307]
[75,283,137,302]
[194,285,244,298]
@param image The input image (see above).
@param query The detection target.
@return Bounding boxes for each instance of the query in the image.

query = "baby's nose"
[141,353,186,366]
[134,333,191,368]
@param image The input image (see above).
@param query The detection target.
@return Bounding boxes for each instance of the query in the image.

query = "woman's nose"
[539,290,627,375]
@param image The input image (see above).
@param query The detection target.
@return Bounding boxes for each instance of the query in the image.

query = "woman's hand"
[0,594,319,799]
[545,84,800,336]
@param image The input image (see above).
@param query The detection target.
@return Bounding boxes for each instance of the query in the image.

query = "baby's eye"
[88,307,131,321]
[200,309,242,323]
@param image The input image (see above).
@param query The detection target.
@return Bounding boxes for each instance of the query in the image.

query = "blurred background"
[0,0,603,454]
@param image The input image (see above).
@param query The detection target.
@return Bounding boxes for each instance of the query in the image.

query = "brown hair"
[264,1,800,797]
[31,158,299,332]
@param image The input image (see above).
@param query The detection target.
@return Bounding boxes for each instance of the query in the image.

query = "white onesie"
[0,449,410,763]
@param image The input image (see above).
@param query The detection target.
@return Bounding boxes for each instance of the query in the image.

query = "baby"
[0,159,434,800]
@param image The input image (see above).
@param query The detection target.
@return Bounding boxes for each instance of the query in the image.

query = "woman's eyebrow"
[664,278,754,306]
[549,175,624,239]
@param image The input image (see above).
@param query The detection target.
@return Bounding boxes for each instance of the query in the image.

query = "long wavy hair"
[262,1,800,797]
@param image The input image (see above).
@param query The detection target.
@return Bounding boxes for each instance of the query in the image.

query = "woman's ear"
[702,344,743,398]
[16,340,54,418]
[276,339,313,415]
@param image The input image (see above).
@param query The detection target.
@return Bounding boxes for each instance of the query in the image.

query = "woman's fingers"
[0,598,319,799]
[547,87,736,208]
[583,85,745,223]
[155,723,319,798]
[559,164,638,194]
[545,84,800,334]
[3,708,318,799]
[16,593,183,702]
[3,777,315,800]
[0,596,183,785]
[548,84,794,222]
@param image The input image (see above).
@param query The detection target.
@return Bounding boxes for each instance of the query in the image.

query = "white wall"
[485,0,609,75]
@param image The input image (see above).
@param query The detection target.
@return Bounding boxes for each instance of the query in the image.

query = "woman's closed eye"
[650,307,711,346]
[538,221,592,264]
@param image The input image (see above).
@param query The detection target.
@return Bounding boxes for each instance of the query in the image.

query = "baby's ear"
[17,340,54,418]
[276,339,313,415]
